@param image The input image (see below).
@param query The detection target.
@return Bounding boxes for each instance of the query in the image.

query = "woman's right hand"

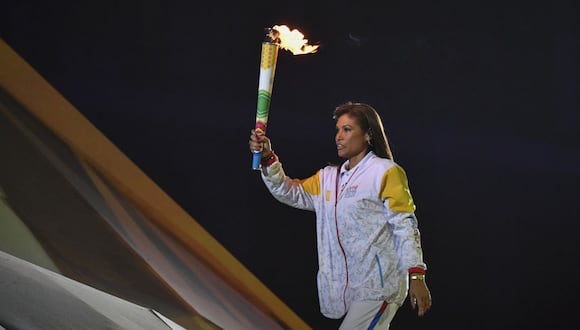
[249,129,273,159]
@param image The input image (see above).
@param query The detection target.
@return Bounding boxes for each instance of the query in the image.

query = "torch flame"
[272,25,319,55]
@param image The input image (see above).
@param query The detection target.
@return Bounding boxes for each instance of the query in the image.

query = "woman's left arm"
[381,165,432,315]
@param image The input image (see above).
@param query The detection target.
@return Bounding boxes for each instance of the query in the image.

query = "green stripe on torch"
[256,90,271,119]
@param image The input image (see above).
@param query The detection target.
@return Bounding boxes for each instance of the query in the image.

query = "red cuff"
[260,153,277,167]
[408,267,426,274]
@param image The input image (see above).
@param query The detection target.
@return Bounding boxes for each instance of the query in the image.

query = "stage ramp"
[0,39,310,330]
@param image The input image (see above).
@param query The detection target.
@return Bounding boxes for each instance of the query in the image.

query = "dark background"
[2,1,579,329]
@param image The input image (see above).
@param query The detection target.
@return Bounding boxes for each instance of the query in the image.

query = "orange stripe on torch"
[252,25,319,170]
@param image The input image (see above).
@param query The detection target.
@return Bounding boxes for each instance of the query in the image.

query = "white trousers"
[338,300,400,330]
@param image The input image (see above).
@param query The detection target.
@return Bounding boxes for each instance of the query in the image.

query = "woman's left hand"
[409,278,432,317]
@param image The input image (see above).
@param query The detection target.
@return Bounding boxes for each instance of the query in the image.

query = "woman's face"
[335,114,369,162]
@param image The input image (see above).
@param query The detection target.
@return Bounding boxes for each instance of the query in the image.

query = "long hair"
[333,102,394,160]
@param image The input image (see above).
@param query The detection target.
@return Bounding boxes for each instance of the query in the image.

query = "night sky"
[2,1,579,329]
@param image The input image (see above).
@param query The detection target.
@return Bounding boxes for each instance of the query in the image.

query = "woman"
[249,102,432,329]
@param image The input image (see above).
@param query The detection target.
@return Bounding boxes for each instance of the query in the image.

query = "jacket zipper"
[334,167,349,313]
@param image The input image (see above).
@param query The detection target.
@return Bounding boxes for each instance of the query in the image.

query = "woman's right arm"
[249,129,317,211]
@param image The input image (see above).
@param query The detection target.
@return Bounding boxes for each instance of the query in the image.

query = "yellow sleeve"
[296,170,321,196]
[380,165,416,213]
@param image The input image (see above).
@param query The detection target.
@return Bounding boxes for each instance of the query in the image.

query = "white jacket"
[261,152,426,319]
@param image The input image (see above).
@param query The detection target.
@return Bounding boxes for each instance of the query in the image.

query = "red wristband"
[408,267,426,275]
[260,152,277,167]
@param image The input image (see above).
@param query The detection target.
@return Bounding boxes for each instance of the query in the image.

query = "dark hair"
[333,102,394,160]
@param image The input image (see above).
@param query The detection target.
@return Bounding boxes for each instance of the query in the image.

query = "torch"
[252,28,280,170]
[252,25,319,170]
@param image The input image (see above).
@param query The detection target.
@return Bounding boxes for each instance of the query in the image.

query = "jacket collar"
[340,151,375,175]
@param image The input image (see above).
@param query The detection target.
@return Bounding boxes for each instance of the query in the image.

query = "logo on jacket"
[344,185,358,198]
